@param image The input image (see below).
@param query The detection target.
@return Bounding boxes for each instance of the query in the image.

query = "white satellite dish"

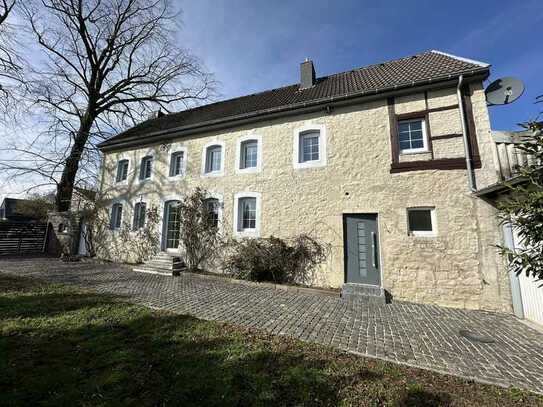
[485,77,525,106]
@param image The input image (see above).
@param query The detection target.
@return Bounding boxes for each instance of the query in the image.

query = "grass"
[0,274,542,406]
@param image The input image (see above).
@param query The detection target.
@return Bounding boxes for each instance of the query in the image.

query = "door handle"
[372,231,378,269]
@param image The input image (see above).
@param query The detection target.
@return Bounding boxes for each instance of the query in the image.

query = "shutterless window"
[110,203,123,230]
[204,198,219,228]
[299,131,320,162]
[116,160,129,182]
[398,119,427,154]
[169,151,184,177]
[240,140,258,169]
[205,145,222,173]
[407,208,436,236]
[238,197,256,231]
[139,156,153,180]
[132,202,146,230]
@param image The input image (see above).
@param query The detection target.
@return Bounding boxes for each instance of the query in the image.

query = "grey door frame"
[342,213,384,287]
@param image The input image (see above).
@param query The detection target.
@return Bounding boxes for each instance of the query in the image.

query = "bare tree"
[1,0,213,210]
[0,0,25,111]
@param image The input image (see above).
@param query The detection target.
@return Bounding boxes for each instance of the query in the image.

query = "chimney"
[148,109,165,120]
[300,58,316,89]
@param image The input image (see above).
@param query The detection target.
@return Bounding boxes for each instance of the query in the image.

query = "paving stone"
[1,257,542,394]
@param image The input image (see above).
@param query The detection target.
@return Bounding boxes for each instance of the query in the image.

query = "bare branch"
[4,0,215,210]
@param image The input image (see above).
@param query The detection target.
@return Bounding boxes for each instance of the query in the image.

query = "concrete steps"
[341,283,388,304]
[133,252,186,276]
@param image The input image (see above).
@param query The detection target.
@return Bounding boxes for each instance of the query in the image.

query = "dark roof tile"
[99,50,489,149]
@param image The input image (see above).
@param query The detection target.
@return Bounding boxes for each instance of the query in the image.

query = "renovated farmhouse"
[97,50,512,312]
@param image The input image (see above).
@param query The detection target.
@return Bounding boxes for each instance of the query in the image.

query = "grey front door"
[344,214,381,286]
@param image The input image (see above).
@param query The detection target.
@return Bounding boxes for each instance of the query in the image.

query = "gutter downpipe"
[457,75,477,192]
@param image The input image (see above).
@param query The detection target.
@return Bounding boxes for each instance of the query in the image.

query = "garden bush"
[223,234,328,285]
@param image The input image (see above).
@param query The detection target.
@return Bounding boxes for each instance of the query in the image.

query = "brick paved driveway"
[1,257,543,394]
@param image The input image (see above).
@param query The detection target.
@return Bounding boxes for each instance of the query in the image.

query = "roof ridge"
[430,49,490,67]
[324,50,433,79]
[149,50,482,121]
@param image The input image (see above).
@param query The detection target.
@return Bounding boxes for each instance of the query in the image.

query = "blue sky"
[1,0,541,200]
[178,0,542,130]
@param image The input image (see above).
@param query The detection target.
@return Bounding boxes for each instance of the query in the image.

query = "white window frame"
[201,141,225,177]
[138,155,154,181]
[293,123,327,169]
[407,207,437,237]
[235,134,262,174]
[110,201,124,231]
[233,192,261,237]
[168,146,188,179]
[115,159,129,184]
[398,118,429,155]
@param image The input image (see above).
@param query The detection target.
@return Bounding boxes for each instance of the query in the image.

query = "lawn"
[0,274,541,406]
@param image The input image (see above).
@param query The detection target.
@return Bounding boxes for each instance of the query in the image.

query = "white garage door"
[518,272,543,325]
[512,228,543,326]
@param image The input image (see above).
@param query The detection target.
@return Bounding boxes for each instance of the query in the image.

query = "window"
[398,119,428,154]
[204,144,223,174]
[139,156,153,180]
[293,124,327,169]
[110,203,123,230]
[407,208,436,237]
[116,159,129,182]
[169,151,185,177]
[204,198,220,228]
[236,136,262,174]
[239,198,256,231]
[233,192,261,236]
[241,140,258,169]
[300,131,320,162]
[133,202,146,230]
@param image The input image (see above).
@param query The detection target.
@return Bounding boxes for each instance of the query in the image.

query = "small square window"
[139,156,153,180]
[407,208,436,237]
[169,151,184,177]
[116,160,129,182]
[398,119,428,154]
[299,131,320,162]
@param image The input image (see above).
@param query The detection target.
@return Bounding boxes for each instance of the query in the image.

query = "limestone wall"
[97,82,511,312]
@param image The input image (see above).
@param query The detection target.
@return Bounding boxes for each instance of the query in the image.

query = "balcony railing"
[493,130,539,181]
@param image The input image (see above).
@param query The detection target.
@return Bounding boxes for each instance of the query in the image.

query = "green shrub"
[223,235,329,285]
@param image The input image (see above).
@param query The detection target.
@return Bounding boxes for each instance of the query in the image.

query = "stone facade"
[46,211,81,256]
[97,82,512,313]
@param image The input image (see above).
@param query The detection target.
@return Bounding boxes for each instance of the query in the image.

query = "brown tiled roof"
[99,50,489,150]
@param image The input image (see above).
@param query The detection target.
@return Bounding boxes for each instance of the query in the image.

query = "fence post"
[42,223,50,254]
[17,229,22,254]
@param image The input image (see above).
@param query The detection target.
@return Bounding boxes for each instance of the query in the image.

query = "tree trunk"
[55,117,93,211]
